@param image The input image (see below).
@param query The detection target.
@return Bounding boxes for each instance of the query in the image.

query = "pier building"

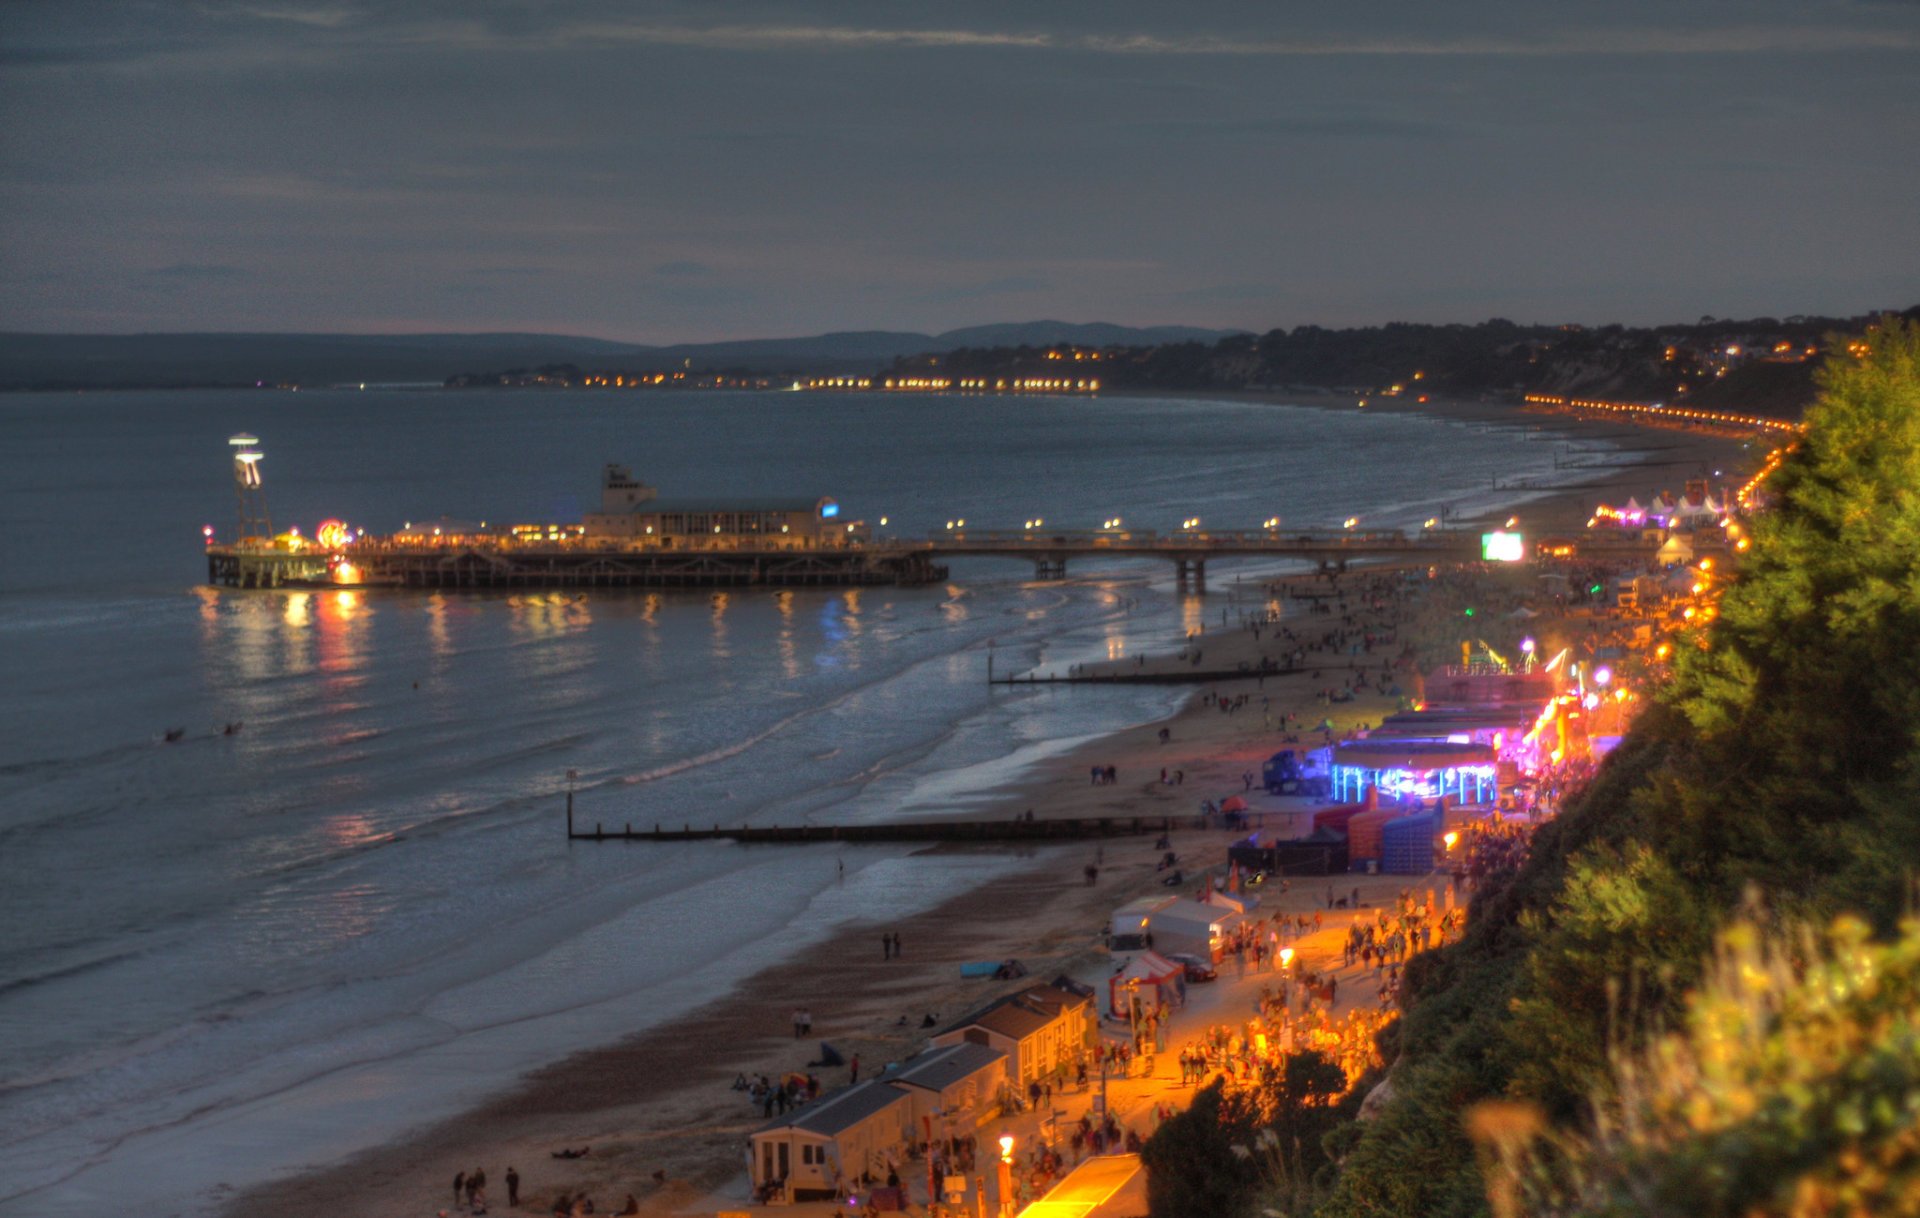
[582,464,850,546]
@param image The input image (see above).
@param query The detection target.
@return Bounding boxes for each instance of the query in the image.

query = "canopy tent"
[1655,534,1695,565]
[1107,951,1184,1018]
[1145,898,1245,961]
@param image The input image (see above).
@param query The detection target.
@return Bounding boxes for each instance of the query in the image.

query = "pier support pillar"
[1176,558,1206,590]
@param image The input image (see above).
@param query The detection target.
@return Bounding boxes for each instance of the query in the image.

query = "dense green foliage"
[1142,1051,1361,1218]
[1501,913,1920,1217]
[1312,317,1920,1217]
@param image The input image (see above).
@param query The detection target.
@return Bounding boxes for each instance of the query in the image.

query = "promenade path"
[690,871,1453,1218]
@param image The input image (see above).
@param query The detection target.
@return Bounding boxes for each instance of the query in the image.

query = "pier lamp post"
[997,1135,1015,1218]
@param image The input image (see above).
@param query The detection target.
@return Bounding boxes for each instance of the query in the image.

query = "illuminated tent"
[1655,533,1695,565]
[1107,952,1184,1019]
[1329,740,1499,804]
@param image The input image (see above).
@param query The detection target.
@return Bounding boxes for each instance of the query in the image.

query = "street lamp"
[997,1135,1015,1218]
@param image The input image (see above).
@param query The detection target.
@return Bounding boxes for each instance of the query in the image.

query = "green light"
[1590,584,1604,594]
[1464,607,1476,617]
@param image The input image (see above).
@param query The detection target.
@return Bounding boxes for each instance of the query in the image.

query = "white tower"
[229,433,272,542]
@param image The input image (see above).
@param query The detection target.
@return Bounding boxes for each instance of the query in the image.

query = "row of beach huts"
[748,980,1097,1203]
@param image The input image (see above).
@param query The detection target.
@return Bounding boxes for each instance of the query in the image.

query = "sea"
[0,388,1604,1214]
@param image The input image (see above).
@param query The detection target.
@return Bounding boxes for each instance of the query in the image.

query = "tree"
[1480,912,1920,1218]
[1142,1078,1261,1218]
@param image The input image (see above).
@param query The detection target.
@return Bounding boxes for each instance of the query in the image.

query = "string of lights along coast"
[200,440,1696,594]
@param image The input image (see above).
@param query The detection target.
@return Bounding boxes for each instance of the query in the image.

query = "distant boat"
[163,728,185,742]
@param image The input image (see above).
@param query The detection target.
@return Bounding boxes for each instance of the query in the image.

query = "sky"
[2,1,1917,342]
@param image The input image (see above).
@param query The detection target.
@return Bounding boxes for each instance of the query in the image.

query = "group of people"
[448,1165,518,1214]
[1182,883,1474,1101]
[1340,891,1461,976]
[748,1071,823,1118]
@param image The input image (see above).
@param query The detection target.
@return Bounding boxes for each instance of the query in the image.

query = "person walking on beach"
[893,931,902,957]
[850,1053,861,1084]
[454,1171,466,1205]
[506,1167,520,1207]
[882,932,892,960]
[792,1008,804,1038]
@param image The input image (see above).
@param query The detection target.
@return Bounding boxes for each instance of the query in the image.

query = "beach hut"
[1107,952,1184,1020]
[1382,815,1437,875]
[883,1042,1007,1133]
[930,982,1094,1088]
[750,1079,913,1201]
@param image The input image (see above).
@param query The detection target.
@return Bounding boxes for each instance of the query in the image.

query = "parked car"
[1166,952,1217,983]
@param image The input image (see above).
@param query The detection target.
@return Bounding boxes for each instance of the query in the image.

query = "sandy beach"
[225,394,1757,1218]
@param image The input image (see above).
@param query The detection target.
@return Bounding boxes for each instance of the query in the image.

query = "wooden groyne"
[990,665,1305,687]
[568,814,1198,843]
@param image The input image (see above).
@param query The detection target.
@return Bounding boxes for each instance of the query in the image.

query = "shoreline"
[219,395,1757,1218]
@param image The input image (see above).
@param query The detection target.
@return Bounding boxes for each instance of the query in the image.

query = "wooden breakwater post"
[569,811,1195,844]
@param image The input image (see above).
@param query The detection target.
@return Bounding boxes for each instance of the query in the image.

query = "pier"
[200,441,1667,593]
[207,541,948,589]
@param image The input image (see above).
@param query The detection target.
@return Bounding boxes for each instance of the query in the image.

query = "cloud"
[145,263,250,279]
[518,22,1920,59]
[224,5,362,29]
[917,276,1052,303]
[1076,27,1920,56]
[1150,115,1448,140]
[1165,283,1284,304]
[553,24,1053,52]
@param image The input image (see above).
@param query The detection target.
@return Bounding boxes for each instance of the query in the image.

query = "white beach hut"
[749,1080,913,1201]
[883,1041,1007,1133]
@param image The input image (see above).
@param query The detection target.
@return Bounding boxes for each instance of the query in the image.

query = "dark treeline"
[915,306,1920,421]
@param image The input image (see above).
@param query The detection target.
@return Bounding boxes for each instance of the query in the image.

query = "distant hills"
[0,322,1249,390]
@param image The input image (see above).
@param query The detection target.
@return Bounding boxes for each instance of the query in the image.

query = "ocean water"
[0,389,1599,1214]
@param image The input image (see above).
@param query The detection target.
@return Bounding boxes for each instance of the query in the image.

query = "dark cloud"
[145,264,251,280]
[0,1,1915,337]
[916,276,1052,303]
